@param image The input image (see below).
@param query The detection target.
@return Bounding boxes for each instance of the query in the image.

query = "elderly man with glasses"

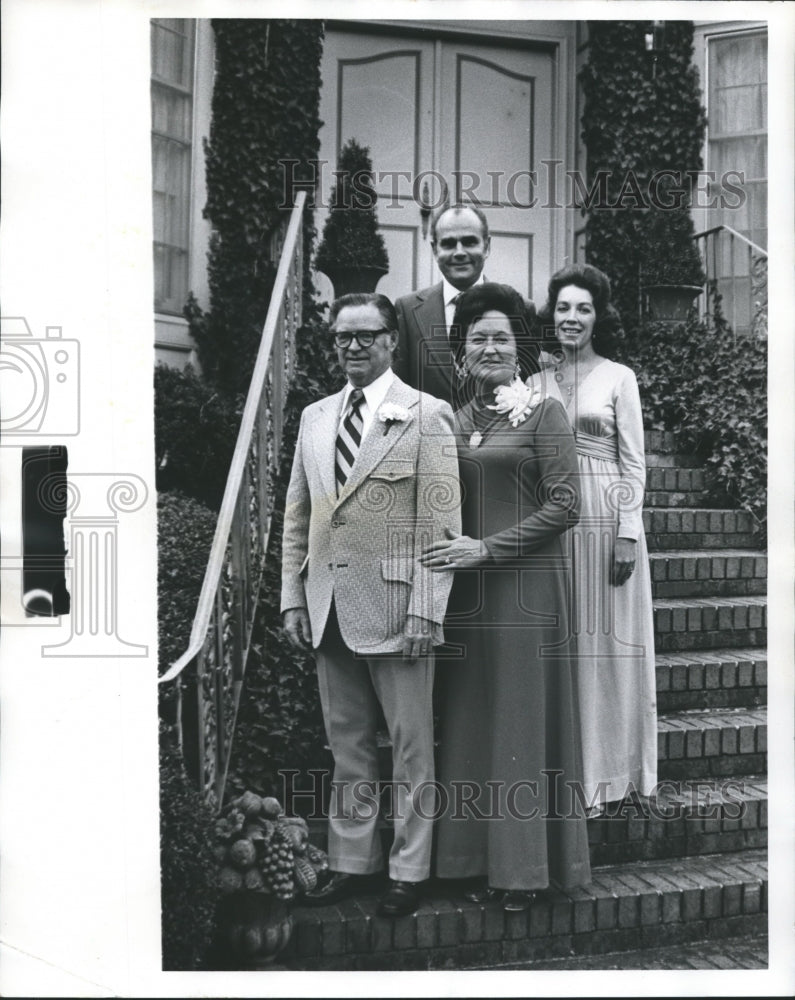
[281,292,461,917]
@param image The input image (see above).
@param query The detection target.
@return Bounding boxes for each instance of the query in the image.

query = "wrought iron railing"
[159,192,306,806]
[693,224,768,338]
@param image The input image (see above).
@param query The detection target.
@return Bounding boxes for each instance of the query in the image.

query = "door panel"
[455,55,535,205]
[318,27,559,306]
[440,41,554,301]
[337,50,424,195]
[317,32,435,304]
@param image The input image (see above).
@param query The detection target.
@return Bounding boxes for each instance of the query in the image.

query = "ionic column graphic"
[41,474,148,657]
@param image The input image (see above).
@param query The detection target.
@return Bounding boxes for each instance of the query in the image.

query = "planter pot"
[643,284,703,322]
[316,263,388,297]
[216,891,293,969]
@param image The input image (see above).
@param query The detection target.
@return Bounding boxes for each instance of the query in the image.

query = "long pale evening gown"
[563,358,657,802]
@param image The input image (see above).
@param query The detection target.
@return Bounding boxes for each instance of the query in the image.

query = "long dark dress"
[435,395,591,891]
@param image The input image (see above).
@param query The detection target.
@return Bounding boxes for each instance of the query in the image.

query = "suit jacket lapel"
[309,389,346,502]
[411,283,446,348]
[335,377,417,507]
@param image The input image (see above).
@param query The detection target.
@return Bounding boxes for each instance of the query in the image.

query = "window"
[151,19,195,315]
[708,30,767,250]
[704,28,767,333]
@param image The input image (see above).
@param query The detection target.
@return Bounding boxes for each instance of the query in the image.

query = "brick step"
[481,931,767,970]
[644,429,679,454]
[653,596,766,652]
[645,490,714,509]
[587,777,767,866]
[644,509,756,551]
[304,702,768,812]
[657,708,766,780]
[645,452,702,468]
[283,848,767,970]
[656,648,766,712]
[646,465,710,494]
[650,550,767,598]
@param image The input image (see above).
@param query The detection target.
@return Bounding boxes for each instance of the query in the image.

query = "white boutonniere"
[486,377,541,428]
[377,403,410,435]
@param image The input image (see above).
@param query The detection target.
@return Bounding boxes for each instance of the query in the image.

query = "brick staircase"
[282,430,767,970]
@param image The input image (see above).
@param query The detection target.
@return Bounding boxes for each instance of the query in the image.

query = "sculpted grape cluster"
[215,790,329,902]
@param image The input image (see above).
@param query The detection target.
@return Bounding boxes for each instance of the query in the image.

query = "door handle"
[419,180,432,241]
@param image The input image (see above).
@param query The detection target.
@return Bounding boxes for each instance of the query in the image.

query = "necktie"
[335,388,365,494]
[447,292,462,337]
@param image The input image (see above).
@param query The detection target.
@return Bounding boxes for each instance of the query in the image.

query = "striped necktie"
[335,388,365,494]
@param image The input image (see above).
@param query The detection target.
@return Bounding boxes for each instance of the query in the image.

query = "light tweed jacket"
[280,375,461,655]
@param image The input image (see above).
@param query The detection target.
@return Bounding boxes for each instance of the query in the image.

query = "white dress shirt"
[338,367,395,442]
[442,273,486,334]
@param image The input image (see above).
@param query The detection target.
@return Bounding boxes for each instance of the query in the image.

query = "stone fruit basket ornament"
[214,791,329,967]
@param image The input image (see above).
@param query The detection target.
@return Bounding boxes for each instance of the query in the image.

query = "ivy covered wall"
[186,19,325,395]
[579,21,707,335]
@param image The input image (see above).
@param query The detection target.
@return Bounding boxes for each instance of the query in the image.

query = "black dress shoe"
[462,877,499,903]
[377,879,423,917]
[301,871,357,907]
[502,890,536,912]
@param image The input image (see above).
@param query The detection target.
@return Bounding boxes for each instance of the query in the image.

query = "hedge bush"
[154,364,241,510]
[631,305,767,537]
[157,489,218,677]
[159,722,219,970]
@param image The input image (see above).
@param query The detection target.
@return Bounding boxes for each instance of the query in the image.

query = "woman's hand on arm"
[611,537,637,586]
[419,527,488,571]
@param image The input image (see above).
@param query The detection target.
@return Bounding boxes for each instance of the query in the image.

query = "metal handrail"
[160,192,305,685]
[692,223,768,258]
[159,192,305,803]
[692,222,768,337]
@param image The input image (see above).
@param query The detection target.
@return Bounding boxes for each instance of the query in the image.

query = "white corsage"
[486,377,541,427]
[377,402,410,435]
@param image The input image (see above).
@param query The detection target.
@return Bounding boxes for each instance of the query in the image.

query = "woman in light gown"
[421,282,591,911]
[542,264,657,810]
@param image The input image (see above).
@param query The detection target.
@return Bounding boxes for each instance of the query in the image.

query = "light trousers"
[315,608,435,882]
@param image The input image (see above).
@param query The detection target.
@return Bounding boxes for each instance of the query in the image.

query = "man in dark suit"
[395,203,541,401]
[394,203,491,400]
[393,204,491,400]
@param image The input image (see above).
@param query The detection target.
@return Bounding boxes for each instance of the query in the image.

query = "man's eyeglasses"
[333,329,393,349]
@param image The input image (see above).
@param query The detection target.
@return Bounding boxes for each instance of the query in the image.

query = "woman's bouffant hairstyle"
[449,282,541,381]
[539,264,623,359]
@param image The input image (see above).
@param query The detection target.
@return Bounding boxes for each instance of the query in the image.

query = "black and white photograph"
[1,1,793,996]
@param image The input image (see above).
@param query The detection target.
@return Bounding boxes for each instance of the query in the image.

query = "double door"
[317,24,567,306]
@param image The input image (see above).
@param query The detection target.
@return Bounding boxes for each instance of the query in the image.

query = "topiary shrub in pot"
[639,193,706,323]
[314,138,389,296]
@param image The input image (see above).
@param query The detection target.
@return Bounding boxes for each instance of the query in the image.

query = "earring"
[513,361,522,380]
[455,358,469,381]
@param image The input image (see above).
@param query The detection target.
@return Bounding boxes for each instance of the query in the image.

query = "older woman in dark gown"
[421,283,591,911]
